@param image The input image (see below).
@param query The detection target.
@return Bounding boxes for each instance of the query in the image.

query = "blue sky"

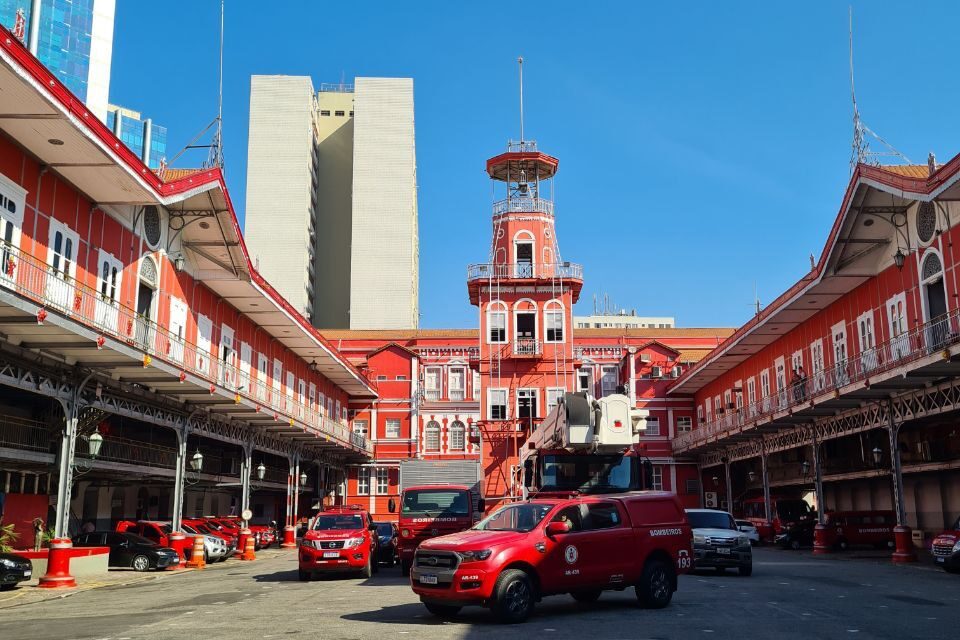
[110,1,960,329]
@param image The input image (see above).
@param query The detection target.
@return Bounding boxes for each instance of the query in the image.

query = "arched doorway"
[921,251,948,350]
[135,256,158,347]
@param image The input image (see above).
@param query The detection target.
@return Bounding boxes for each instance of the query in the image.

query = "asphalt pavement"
[0,547,956,640]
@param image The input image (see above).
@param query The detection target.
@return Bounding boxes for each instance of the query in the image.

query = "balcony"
[466,262,583,282]
[514,338,542,357]
[0,244,372,457]
[424,389,440,401]
[673,308,960,453]
[492,197,554,217]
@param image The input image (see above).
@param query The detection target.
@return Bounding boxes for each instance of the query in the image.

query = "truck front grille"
[933,543,953,557]
[415,550,459,569]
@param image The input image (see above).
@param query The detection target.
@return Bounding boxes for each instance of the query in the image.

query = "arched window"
[513,299,538,355]
[513,230,535,277]
[449,421,466,451]
[424,421,441,452]
[921,250,947,324]
[487,300,508,344]
[544,300,564,343]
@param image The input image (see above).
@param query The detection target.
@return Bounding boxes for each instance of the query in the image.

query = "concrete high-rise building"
[244,75,418,330]
[0,0,115,122]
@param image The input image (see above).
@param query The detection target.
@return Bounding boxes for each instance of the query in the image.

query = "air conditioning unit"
[671,365,682,378]
[650,366,662,378]
[640,354,651,363]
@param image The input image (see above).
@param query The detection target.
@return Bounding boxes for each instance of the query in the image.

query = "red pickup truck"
[410,491,692,623]
[299,506,380,580]
[393,484,482,576]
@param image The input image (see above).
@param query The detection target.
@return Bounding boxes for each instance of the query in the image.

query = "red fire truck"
[390,460,484,576]
[740,495,814,541]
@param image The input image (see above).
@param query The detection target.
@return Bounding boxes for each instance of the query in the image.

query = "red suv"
[410,492,692,623]
[299,506,379,580]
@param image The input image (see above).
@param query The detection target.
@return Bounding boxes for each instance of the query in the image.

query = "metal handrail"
[466,262,583,281]
[492,197,554,216]
[514,338,541,356]
[0,416,53,452]
[0,244,371,455]
[673,308,960,451]
[507,140,538,153]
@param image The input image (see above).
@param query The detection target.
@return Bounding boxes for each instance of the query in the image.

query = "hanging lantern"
[96,335,105,350]
[872,447,883,466]
[6,257,15,276]
[36,308,47,325]
[143,354,152,368]
[800,461,811,476]
[209,384,216,394]
[300,470,308,486]
[87,429,104,458]
[748,471,756,482]
[234,393,241,404]
[173,253,186,273]
[179,371,187,383]
[893,248,906,270]
[256,462,266,481]
[73,291,82,312]
[190,449,204,472]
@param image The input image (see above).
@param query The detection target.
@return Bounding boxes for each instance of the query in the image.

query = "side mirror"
[545,520,572,537]
[476,498,486,514]
[523,459,534,488]
[388,498,396,513]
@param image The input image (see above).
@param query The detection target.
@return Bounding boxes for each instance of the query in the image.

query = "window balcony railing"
[514,338,542,356]
[0,415,53,453]
[466,262,583,282]
[449,389,465,402]
[673,308,960,452]
[424,389,440,401]
[492,197,554,216]
[0,244,372,456]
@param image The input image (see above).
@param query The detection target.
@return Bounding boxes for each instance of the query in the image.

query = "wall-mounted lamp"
[173,253,186,272]
[893,248,906,271]
[256,462,266,481]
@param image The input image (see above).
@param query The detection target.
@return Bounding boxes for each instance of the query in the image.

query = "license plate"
[419,574,438,585]
[323,551,339,558]
[936,556,944,563]
[23,570,31,578]
[716,547,731,555]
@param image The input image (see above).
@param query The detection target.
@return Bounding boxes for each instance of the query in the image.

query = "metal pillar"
[761,448,772,524]
[292,454,301,525]
[171,425,190,532]
[811,425,830,554]
[52,397,78,539]
[722,456,732,513]
[27,0,41,55]
[286,457,295,527]
[886,399,916,562]
[240,442,252,527]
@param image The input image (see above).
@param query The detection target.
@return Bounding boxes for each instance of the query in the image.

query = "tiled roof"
[876,164,933,178]
[157,167,207,182]
[575,327,736,339]
[677,349,714,363]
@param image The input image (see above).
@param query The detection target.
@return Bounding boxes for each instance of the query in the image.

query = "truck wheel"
[738,563,753,577]
[425,603,462,618]
[635,559,674,609]
[571,589,602,604]
[372,555,380,574]
[837,539,848,551]
[298,569,311,582]
[361,556,373,579]
[401,559,411,577]
[491,568,535,623]
[131,555,150,572]
[790,540,801,551]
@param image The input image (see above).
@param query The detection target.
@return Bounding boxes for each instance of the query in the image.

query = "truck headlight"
[344,537,365,549]
[738,536,750,547]
[693,534,706,545]
[458,549,492,562]
[0,558,16,568]
[401,528,411,538]
[952,540,960,553]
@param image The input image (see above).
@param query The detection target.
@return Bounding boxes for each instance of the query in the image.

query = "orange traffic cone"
[185,535,206,569]
[240,528,256,561]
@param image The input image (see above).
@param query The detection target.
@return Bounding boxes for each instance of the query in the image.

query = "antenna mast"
[848,6,909,173]
[518,56,524,143]
[209,0,225,168]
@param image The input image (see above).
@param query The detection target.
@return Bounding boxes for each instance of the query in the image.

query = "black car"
[776,519,817,550]
[73,531,180,571]
[0,552,32,590]
[374,522,399,566]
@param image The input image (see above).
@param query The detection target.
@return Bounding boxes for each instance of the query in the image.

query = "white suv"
[685,509,753,576]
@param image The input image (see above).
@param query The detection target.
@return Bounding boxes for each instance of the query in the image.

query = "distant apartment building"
[106,104,167,168]
[244,75,419,330]
[574,312,676,329]
[0,0,115,122]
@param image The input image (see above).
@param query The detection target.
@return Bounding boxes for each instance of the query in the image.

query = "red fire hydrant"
[892,525,917,563]
[38,538,77,588]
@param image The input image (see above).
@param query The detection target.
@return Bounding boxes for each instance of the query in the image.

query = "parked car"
[686,509,753,576]
[374,522,399,566]
[776,519,817,550]
[299,506,379,580]
[735,520,761,545]
[180,523,231,562]
[184,518,238,549]
[74,531,179,571]
[932,515,960,573]
[0,552,32,590]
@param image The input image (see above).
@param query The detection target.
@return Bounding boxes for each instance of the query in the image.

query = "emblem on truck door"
[564,545,579,564]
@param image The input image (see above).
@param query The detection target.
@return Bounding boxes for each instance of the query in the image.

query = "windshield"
[401,489,471,517]
[776,500,813,522]
[159,524,172,534]
[204,521,224,531]
[540,454,635,493]
[375,523,394,536]
[313,514,364,531]
[687,511,736,530]
[475,503,554,533]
